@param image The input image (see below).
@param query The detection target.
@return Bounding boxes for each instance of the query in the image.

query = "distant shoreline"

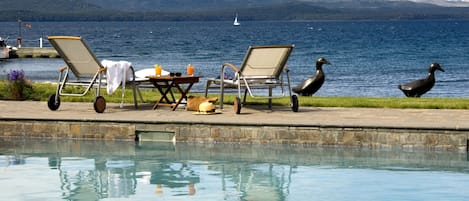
[3,17,469,23]
[2,17,469,23]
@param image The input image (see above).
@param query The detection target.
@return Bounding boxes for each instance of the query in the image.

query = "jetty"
[10,47,59,58]
[7,35,60,58]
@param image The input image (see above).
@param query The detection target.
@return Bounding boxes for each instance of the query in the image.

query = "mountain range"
[2,0,469,21]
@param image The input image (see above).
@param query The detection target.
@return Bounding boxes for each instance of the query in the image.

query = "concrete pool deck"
[1,100,468,151]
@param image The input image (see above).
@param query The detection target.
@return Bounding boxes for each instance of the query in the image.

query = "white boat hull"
[1,38,9,59]
[1,47,9,59]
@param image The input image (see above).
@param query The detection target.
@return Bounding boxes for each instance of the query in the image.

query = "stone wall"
[1,120,468,152]
[136,122,469,152]
[0,120,135,140]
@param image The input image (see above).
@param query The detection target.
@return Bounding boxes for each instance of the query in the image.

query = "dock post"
[39,37,43,48]
[17,37,22,48]
[17,18,22,48]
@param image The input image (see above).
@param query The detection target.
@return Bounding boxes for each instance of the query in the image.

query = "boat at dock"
[0,36,58,58]
[0,37,9,59]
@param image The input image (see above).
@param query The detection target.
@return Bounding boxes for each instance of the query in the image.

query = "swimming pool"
[0,138,468,201]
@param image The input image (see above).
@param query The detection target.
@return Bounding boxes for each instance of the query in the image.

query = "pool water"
[0,138,468,201]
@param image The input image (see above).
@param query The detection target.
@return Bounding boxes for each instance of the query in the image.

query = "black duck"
[292,57,331,96]
[398,63,444,97]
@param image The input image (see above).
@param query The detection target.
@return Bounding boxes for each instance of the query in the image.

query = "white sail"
[233,13,240,26]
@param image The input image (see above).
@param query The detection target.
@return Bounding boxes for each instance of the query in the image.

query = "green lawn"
[1,81,469,109]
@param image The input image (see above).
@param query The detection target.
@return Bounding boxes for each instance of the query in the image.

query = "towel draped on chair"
[102,59,133,94]
[102,59,135,108]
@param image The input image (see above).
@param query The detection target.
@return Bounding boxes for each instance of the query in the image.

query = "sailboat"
[233,13,240,26]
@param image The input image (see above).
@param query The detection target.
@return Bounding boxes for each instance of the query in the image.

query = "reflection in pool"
[0,138,468,201]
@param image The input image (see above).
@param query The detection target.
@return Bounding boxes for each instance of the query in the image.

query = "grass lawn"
[1,81,469,109]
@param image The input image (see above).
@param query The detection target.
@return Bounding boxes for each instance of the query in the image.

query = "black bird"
[292,57,331,96]
[398,63,445,97]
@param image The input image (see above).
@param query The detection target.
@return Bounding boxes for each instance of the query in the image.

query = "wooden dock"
[10,47,60,58]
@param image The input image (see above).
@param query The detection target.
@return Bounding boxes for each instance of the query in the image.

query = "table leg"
[153,82,174,110]
[153,81,173,103]
[170,82,195,111]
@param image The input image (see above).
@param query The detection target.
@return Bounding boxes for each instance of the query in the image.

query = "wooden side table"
[148,75,199,111]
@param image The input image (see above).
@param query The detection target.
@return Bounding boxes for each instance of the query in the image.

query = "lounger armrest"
[99,67,107,74]
[129,66,136,82]
[59,66,69,72]
[222,63,240,73]
[221,63,240,83]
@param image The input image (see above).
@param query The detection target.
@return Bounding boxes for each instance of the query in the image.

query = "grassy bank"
[1,81,469,109]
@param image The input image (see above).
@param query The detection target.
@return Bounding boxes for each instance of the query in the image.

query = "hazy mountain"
[409,0,469,7]
[83,0,287,11]
[1,0,469,21]
[0,0,112,21]
[1,0,101,12]
[83,0,469,11]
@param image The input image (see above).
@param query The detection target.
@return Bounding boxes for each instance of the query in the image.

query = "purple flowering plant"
[7,69,25,82]
[5,69,32,100]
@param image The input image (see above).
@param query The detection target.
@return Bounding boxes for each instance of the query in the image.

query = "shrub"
[5,69,33,100]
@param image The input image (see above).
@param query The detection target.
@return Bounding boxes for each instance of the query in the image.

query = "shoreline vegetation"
[1,81,469,110]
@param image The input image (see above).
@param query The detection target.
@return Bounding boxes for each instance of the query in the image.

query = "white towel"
[102,60,133,109]
[102,60,133,94]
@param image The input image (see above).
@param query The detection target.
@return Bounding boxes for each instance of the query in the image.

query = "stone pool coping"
[1,100,468,152]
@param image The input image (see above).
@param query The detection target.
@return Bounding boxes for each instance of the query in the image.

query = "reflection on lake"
[0,138,468,201]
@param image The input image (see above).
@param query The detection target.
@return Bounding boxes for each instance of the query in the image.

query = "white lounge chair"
[205,45,298,114]
[47,36,140,113]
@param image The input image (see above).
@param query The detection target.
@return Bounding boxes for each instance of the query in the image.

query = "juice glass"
[154,64,162,76]
[187,64,194,76]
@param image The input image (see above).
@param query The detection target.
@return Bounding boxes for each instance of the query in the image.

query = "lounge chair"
[47,36,140,113]
[205,45,298,114]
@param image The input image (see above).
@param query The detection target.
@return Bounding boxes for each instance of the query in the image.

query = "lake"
[1,20,468,97]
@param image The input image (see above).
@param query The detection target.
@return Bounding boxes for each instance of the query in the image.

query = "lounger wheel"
[93,96,106,113]
[234,97,242,114]
[47,94,61,111]
[291,95,299,112]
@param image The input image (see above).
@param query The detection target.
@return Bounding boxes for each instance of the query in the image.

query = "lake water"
[1,20,469,97]
[0,138,468,201]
